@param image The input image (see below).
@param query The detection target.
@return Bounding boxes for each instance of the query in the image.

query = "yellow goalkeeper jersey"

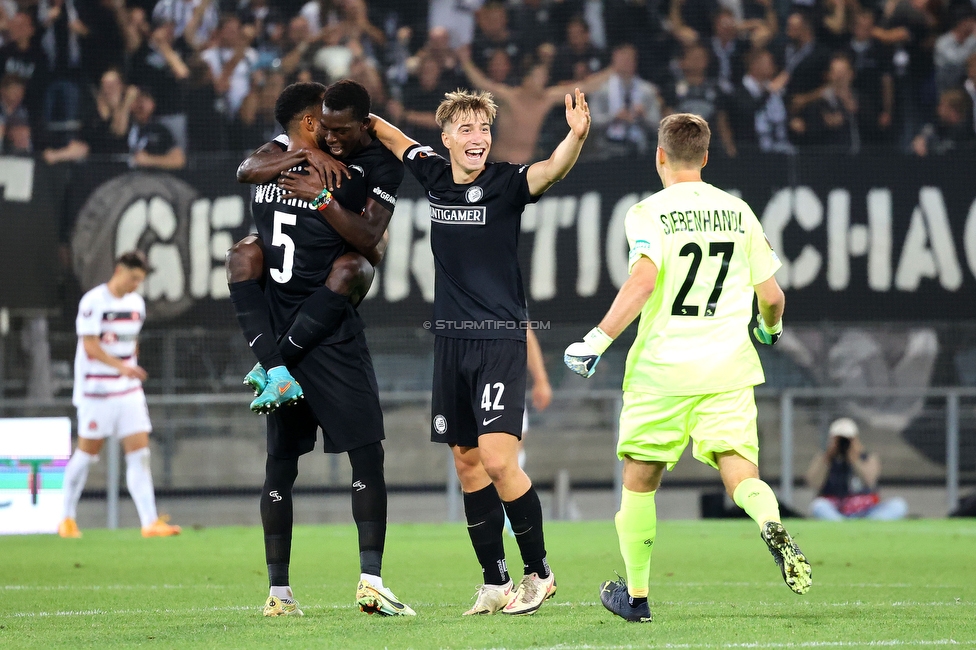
[622,181,781,396]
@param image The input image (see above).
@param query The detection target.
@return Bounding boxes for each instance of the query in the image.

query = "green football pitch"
[2,519,974,649]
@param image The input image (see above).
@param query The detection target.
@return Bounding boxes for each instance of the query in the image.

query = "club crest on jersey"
[433,414,448,435]
[465,186,483,203]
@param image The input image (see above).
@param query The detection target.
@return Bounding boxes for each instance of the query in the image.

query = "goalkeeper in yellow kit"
[564,113,812,623]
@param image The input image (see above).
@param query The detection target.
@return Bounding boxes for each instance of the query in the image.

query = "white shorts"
[76,389,152,440]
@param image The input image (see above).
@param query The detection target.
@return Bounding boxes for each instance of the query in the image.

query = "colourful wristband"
[310,188,332,210]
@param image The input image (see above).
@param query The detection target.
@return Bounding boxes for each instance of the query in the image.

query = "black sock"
[261,455,298,587]
[348,443,387,576]
[463,484,509,585]
[629,596,648,607]
[503,486,550,578]
[279,286,348,363]
[229,280,285,370]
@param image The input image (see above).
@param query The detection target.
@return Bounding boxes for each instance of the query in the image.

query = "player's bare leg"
[717,452,811,595]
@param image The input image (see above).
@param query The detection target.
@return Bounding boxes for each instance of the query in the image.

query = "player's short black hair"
[274,81,327,131]
[116,250,150,271]
[322,80,371,122]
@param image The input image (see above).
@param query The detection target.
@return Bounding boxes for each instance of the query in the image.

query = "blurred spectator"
[299,0,340,36]
[428,0,483,50]
[41,67,136,164]
[239,67,285,145]
[965,52,976,133]
[805,418,909,521]
[0,12,45,127]
[126,16,190,153]
[589,43,661,157]
[0,2,16,43]
[0,72,30,154]
[847,9,894,146]
[76,0,127,81]
[934,6,976,95]
[127,86,185,169]
[183,54,220,151]
[84,68,136,156]
[739,0,778,46]
[779,10,832,117]
[723,47,795,155]
[669,0,720,44]
[484,48,516,85]
[819,0,859,50]
[200,14,257,121]
[276,15,317,78]
[470,1,521,74]
[551,15,606,85]
[238,0,285,60]
[911,87,975,155]
[386,53,451,152]
[510,0,559,59]
[37,0,85,145]
[459,45,609,163]
[874,0,940,149]
[708,9,751,95]
[794,53,860,153]
[152,0,218,48]
[663,43,723,123]
[409,26,460,79]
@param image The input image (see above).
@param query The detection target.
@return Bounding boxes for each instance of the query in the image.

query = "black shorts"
[430,337,526,447]
[267,331,385,457]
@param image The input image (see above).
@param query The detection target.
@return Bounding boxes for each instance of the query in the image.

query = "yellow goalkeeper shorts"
[616,387,759,470]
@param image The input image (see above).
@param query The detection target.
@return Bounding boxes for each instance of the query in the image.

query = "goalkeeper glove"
[753,314,782,345]
[564,327,614,378]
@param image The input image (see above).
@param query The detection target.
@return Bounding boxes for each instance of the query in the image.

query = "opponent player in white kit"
[59,251,181,538]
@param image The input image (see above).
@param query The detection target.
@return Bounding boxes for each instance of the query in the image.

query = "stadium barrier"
[0,386,972,527]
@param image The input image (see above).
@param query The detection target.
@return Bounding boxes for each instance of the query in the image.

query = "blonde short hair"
[435,89,498,131]
[658,113,710,165]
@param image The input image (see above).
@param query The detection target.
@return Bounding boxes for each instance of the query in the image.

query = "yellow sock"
[732,477,781,529]
[614,487,657,598]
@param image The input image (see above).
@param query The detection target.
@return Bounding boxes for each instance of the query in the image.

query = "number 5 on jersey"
[270,210,296,284]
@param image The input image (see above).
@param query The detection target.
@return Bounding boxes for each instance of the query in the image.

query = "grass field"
[2,519,974,649]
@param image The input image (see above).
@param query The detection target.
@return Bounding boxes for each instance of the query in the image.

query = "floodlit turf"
[1,519,974,649]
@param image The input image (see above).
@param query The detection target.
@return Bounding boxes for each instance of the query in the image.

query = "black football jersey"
[250,135,403,343]
[402,144,539,340]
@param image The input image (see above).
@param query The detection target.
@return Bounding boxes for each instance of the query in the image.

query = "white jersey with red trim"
[73,284,146,406]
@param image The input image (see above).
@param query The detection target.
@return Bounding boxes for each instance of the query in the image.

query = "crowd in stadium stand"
[1,0,975,167]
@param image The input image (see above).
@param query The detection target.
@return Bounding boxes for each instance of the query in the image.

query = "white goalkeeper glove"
[564,327,614,378]
[753,314,782,345]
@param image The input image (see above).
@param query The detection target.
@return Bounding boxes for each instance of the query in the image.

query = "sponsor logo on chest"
[429,202,486,225]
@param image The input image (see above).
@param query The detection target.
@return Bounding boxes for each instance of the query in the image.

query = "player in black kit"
[365,87,591,616]
[227,81,414,618]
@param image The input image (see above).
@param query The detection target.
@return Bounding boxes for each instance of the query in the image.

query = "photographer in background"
[805,418,908,520]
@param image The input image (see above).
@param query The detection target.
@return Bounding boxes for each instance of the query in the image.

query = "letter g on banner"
[73,173,196,318]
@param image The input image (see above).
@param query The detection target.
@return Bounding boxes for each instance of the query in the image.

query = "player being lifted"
[363,87,591,616]
[228,80,413,617]
[564,113,812,623]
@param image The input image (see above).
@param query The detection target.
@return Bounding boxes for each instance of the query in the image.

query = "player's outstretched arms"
[753,275,785,345]
[367,113,419,161]
[527,88,590,196]
[237,141,351,189]
[564,256,657,377]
